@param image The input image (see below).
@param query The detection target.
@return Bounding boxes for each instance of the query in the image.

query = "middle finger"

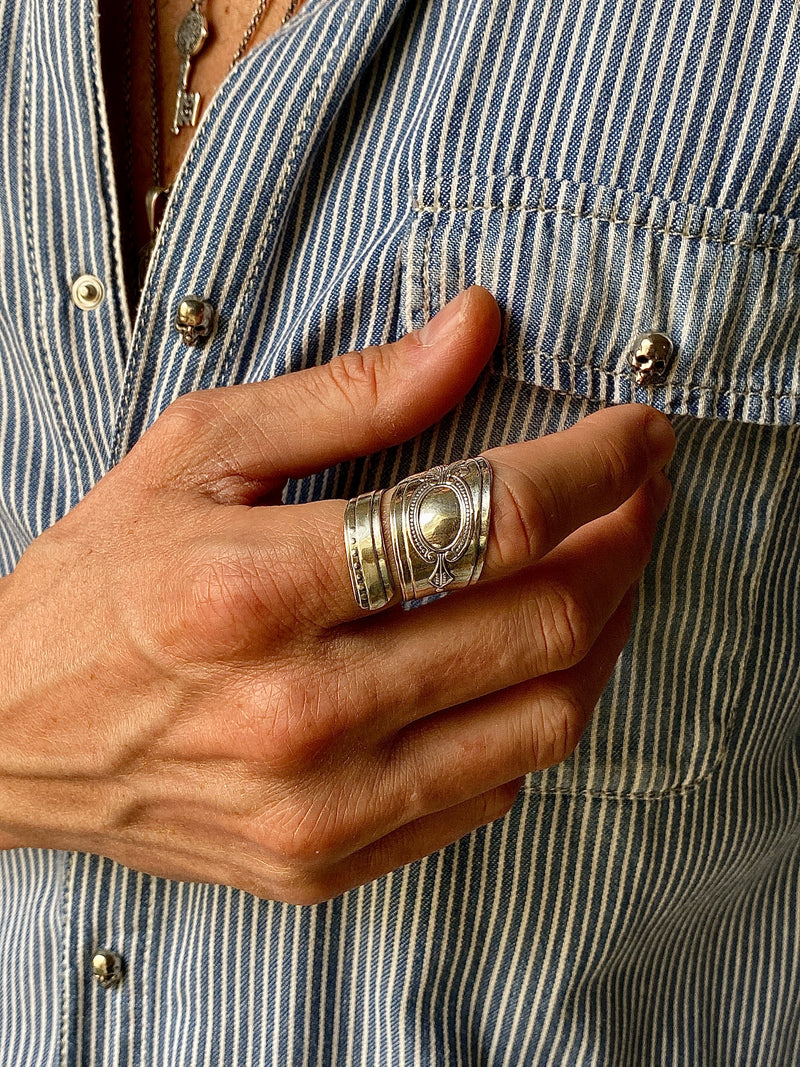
[245,404,674,631]
[342,475,670,733]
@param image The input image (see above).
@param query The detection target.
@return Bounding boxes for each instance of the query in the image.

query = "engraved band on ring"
[388,456,492,603]
[344,489,395,611]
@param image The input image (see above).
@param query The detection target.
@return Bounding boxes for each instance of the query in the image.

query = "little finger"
[301,778,527,903]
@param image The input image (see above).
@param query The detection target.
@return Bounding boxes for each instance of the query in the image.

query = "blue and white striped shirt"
[2,0,800,1063]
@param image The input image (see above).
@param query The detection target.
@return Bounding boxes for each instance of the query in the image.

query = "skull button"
[627,332,674,386]
[174,295,215,346]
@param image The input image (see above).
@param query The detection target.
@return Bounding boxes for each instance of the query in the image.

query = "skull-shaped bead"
[92,949,124,989]
[174,295,215,346]
[627,332,674,386]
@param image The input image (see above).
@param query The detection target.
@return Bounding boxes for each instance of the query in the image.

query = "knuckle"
[381,666,436,727]
[267,790,351,867]
[147,548,293,665]
[134,391,215,483]
[527,581,593,671]
[490,467,553,570]
[175,552,265,654]
[243,650,372,776]
[154,391,213,444]
[633,511,658,568]
[593,431,635,491]
[325,346,383,411]
[271,815,322,865]
[534,692,587,767]
[257,691,338,776]
[261,731,332,779]
[272,880,335,907]
[176,538,312,653]
[382,735,449,825]
[238,862,335,906]
[272,865,346,906]
[395,777,439,827]
[631,529,656,575]
[616,508,656,575]
[187,553,244,617]
[322,343,403,443]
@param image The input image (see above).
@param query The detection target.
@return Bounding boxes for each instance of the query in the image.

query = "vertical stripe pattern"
[1,0,799,1064]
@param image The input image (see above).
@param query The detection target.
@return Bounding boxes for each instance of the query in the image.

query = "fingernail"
[419,289,469,346]
[645,411,676,466]
[648,471,673,514]
[623,582,640,616]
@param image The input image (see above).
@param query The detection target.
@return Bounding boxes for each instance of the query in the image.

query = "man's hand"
[0,286,674,903]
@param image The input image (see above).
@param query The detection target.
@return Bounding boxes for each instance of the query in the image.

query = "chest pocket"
[396,170,800,798]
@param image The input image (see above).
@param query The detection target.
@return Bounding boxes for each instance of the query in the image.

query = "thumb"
[136,285,501,497]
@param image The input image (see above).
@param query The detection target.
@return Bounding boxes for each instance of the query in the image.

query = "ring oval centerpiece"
[410,480,474,589]
[389,457,493,601]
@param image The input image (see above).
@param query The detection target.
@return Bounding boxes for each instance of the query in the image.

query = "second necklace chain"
[142,0,300,278]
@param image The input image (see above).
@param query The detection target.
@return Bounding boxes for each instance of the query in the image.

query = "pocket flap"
[403,172,800,425]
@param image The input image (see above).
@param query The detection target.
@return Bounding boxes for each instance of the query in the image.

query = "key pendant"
[172,3,209,135]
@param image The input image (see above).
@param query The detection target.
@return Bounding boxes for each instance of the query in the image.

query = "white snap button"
[71,274,105,311]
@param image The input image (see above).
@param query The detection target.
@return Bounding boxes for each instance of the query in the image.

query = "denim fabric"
[1,1,799,1064]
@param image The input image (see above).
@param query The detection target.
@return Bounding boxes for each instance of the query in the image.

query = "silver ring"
[388,457,492,603]
[344,489,395,611]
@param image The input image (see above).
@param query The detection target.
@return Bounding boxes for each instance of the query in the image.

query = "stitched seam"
[22,12,83,489]
[85,2,133,372]
[421,219,735,799]
[59,851,78,1067]
[219,0,358,379]
[523,734,728,800]
[411,193,760,800]
[418,226,796,412]
[493,353,800,402]
[421,208,436,327]
[109,305,144,465]
[412,200,800,255]
[109,3,278,465]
